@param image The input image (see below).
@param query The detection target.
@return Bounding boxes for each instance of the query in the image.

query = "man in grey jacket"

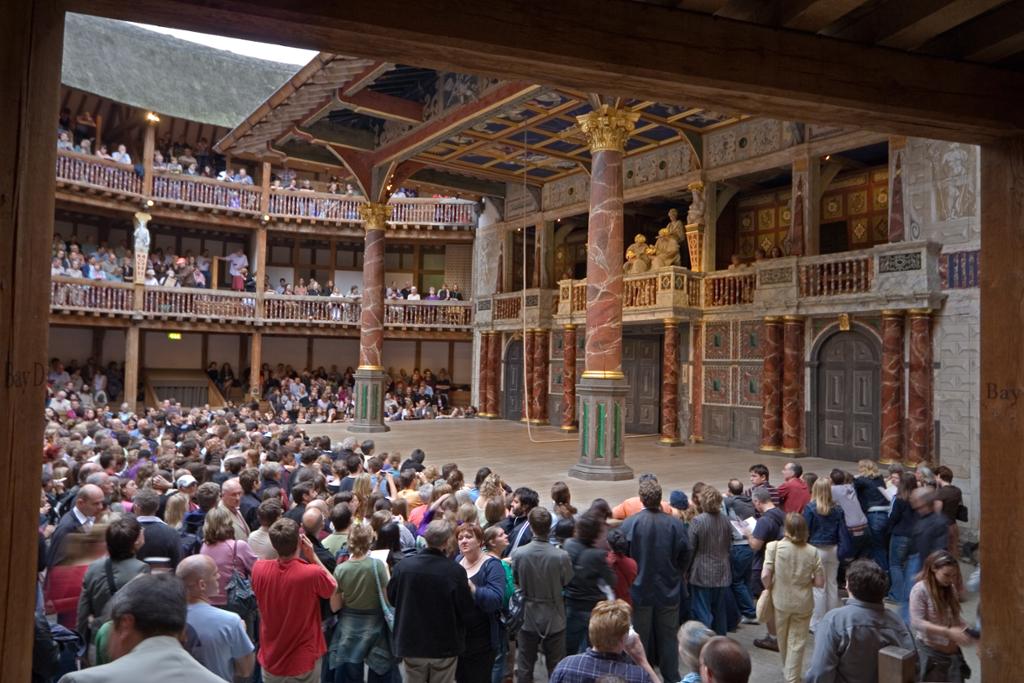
[511,507,574,682]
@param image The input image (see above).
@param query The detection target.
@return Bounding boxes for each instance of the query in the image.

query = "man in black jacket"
[387,520,475,683]
[133,488,182,570]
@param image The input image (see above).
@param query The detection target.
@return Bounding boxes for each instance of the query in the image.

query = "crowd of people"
[34,368,978,683]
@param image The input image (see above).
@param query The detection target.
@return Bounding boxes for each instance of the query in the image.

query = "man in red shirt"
[251,518,336,683]
[777,462,810,514]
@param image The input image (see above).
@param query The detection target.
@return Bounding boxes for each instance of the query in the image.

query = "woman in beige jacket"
[762,512,824,683]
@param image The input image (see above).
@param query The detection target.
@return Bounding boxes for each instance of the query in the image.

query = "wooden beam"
[825,0,1005,50]
[778,0,870,32]
[337,88,423,124]
[340,61,393,96]
[918,0,1024,62]
[0,4,62,680]
[73,0,1024,143]
[979,137,1024,683]
[880,0,1007,51]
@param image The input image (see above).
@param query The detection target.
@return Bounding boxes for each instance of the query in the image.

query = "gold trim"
[529,419,549,425]
[563,324,577,331]
[881,309,906,318]
[760,444,781,452]
[663,318,682,326]
[560,424,578,432]
[576,105,640,153]
[581,370,625,380]
[783,315,805,323]
[907,308,932,316]
[877,457,899,465]
[659,437,682,445]
[356,364,384,372]
[763,316,783,324]
[358,202,392,231]
[779,447,803,454]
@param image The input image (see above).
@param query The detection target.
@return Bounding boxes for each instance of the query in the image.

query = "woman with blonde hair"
[763,513,824,683]
[475,472,505,514]
[803,478,845,629]
[854,458,890,570]
[352,473,375,522]
[163,492,190,530]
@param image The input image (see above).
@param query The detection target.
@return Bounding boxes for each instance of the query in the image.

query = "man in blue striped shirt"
[550,600,657,683]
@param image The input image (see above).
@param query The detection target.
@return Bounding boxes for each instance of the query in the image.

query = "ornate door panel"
[623,337,660,434]
[816,332,879,461]
[502,339,523,421]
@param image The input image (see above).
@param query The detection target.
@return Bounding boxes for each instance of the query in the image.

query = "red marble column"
[660,319,682,446]
[532,329,550,424]
[880,311,905,464]
[692,322,704,442]
[350,203,389,433]
[781,315,805,453]
[561,325,577,432]
[906,309,933,466]
[761,317,783,451]
[522,330,535,422]
[478,332,492,417]
[486,332,501,417]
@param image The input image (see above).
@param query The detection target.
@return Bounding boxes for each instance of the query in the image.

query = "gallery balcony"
[49,276,473,337]
[54,149,478,233]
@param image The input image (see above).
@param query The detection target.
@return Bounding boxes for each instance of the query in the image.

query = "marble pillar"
[880,311,905,464]
[660,319,683,446]
[692,322,704,442]
[486,332,501,417]
[760,317,783,451]
[561,325,578,432]
[532,329,550,424]
[906,309,933,466]
[888,136,907,242]
[781,315,805,454]
[478,332,492,417]
[569,105,637,481]
[522,329,535,422]
[350,203,390,433]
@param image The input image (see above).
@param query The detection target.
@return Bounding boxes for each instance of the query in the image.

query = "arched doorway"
[502,337,524,421]
[814,328,881,461]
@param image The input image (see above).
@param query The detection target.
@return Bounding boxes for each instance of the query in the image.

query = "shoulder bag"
[372,558,395,631]
[225,541,257,620]
[755,542,777,625]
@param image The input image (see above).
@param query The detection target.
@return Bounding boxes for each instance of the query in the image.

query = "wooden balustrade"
[385,300,473,328]
[50,277,134,312]
[623,274,658,308]
[704,272,757,307]
[493,296,523,321]
[799,256,873,297]
[55,150,141,195]
[687,275,703,307]
[571,282,586,313]
[268,191,363,222]
[389,198,476,226]
[143,287,257,320]
[152,173,262,212]
[263,294,360,323]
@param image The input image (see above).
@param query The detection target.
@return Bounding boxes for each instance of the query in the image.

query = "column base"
[349,367,389,433]
[570,375,633,481]
[658,437,684,448]
[560,424,579,433]
[778,446,806,457]
[529,419,549,426]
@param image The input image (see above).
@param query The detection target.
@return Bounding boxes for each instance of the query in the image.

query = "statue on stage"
[623,234,652,274]
[651,227,681,269]
[665,207,686,239]
[686,187,705,227]
[132,211,151,284]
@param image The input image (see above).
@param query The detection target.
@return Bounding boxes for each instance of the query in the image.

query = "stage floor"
[304,418,854,512]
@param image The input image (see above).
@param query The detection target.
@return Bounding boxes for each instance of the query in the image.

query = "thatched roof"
[62,13,299,129]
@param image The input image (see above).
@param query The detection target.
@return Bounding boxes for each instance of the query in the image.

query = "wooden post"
[877,646,916,683]
[0,4,62,680]
[124,325,140,411]
[142,119,155,197]
[260,160,271,215]
[979,138,1024,682]
[253,226,267,321]
[249,332,262,401]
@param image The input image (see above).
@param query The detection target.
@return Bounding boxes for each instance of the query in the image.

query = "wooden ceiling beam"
[917,0,1024,62]
[74,0,1024,143]
[824,0,1005,50]
[336,88,424,124]
[778,0,872,32]
[879,0,1008,50]
[340,61,394,96]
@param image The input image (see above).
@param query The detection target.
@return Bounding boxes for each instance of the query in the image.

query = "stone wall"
[905,138,981,537]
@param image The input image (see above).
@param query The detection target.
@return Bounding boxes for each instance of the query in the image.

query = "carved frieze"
[879,252,922,273]
[759,266,794,286]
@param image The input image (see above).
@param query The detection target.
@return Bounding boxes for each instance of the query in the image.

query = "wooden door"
[817,331,880,461]
[623,336,661,434]
[502,338,523,421]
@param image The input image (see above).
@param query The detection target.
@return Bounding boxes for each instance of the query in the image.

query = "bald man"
[49,483,105,566]
[219,479,250,540]
[302,508,336,573]
[177,555,255,681]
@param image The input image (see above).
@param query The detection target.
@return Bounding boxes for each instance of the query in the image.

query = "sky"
[132,23,318,65]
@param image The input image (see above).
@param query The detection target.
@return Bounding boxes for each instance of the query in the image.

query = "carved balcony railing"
[152,173,262,213]
[798,253,873,298]
[50,277,134,313]
[704,271,757,308]
[50,277,473,332]
[268,190,363,223]
[143,287,258,321]
[492,295,523,321]
[623,273,658,308]
[388,198,476,227]
[571,282,587,313]
[55,151,142,196]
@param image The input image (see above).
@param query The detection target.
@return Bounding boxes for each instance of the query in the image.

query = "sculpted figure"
[624,234,652,274]
[687,186,706,226]
[651,227,681,269]
[133,214,151,255]
[665,207,685,240]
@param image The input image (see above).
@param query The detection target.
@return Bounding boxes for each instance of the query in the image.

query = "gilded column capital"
[576,105,639,153]
[358,202,391,231]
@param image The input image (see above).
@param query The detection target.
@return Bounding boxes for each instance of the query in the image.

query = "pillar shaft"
[522,329,535,421]
[350,203,390,433]
[660,320,682,445]
[486,331,501,417]
[561,325,578,431]
[761,317,784,450]
[478,332,491,416]
[781,316,805,453]
[249,332,262,401]
[532,329,550,424]
[906,309,933,465]
[880,311,905,464]
[124,325,140,410]
[692,323,704,442]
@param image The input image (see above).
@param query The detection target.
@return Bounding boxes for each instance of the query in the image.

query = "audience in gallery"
[34,373,979,683]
